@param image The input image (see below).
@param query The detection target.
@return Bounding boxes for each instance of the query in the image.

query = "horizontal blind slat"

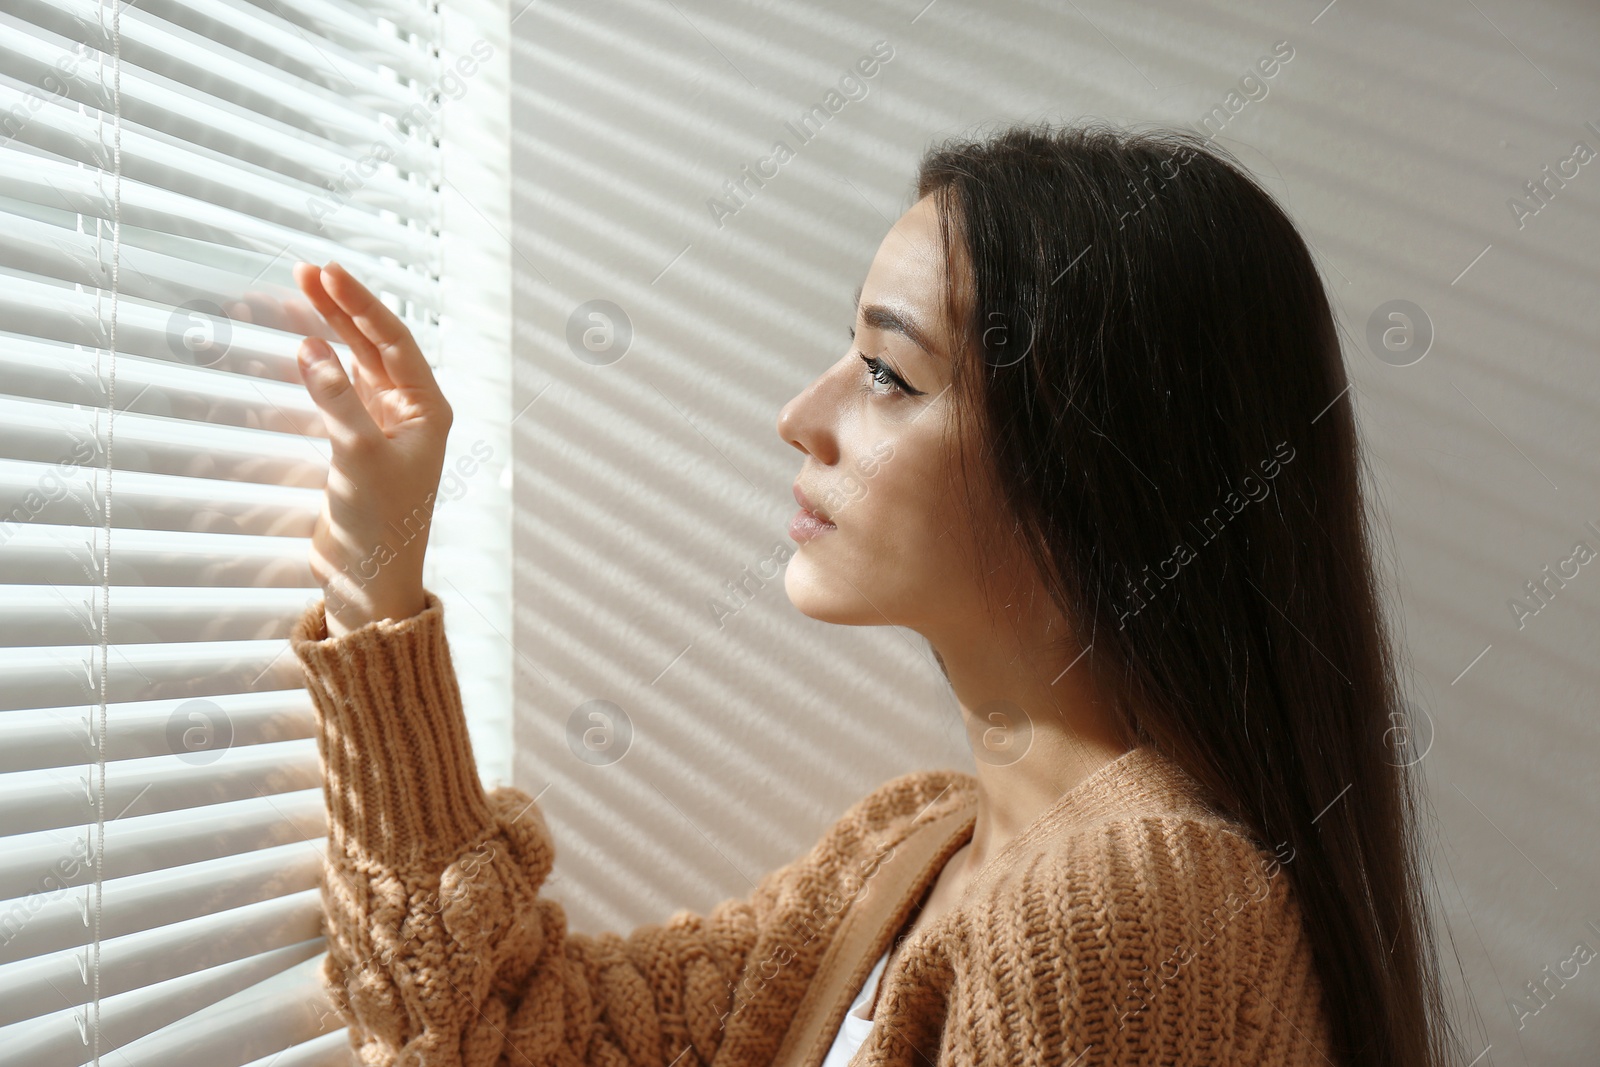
[0,264,296,372]
[0,396,327,490]
[0,524,315,590]
[0,889,322,1028]
[0,16,431,184]
[223,0,435,82]
[8,0,422,133]
[239,1027,352,1067]
[0,739,321,836]
[0,789,326,899]
[0,157,440,294]
[0,10,433,176]
[0,338,322,436]
[0,840,322,966]
[0,196,431,328]
[251,0,436,50]
[0,635,307,715]
[0,939,325,1067]
[0,265,434,382]
[0,585,323,646]
[286,0,436,39]
[107,951,340,1067]
[0,456,322,543]
[0,81,436,233]
[0,206,326,351]
[136,0,435,88]
[2,690,316,774]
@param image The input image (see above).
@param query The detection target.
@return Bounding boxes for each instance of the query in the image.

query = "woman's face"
[777,194,1008,634]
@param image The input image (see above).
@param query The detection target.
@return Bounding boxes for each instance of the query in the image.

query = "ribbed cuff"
[290,588,496,865]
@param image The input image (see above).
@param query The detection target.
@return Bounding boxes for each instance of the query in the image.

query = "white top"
[819,945,891,1067]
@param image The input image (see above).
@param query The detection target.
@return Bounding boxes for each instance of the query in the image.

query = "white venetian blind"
[0,0,463,1063]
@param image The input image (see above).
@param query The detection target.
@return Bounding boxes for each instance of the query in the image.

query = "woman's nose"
[776,362,844,463]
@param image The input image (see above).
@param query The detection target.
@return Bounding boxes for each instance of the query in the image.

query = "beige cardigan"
[290,589,1337,1066]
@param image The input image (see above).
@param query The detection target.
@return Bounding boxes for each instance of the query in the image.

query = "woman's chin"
[783,561,893,627]
[782,560,833,619]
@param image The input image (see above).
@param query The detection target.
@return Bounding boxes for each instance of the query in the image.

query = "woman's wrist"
[322,582,429,639]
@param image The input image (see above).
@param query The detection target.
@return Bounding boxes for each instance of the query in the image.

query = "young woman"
[287,120,1461,1066]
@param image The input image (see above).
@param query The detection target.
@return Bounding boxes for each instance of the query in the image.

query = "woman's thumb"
[298,338,380,441]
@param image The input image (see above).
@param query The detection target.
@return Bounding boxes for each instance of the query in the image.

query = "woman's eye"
[850,326,925,398]
[859,353,908,396]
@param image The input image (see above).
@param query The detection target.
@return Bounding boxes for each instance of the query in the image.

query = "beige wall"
[509,3,1600,1064]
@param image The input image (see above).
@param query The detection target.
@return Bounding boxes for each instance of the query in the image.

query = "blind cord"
[91,0,122,1061]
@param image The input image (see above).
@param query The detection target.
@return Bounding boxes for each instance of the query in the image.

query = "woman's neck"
[927,600,1132,882]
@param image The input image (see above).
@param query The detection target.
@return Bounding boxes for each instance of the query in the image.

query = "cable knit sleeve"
[288,589,801,1067]
[879,815,1338,1066]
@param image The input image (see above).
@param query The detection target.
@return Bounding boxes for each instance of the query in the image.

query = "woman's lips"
[790,481,837,542]
[789,507,836,542]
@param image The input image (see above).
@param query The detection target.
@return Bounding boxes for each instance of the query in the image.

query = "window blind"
[0,0,509,1062]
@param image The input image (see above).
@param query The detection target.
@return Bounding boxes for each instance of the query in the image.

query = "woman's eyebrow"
[853,284,939,359]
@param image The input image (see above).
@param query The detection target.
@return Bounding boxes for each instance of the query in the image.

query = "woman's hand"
[292,261,453,638]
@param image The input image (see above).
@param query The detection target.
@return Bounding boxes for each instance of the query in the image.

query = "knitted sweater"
[290,589,1338,1067]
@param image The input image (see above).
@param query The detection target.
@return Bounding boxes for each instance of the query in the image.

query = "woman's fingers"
[297,336,383,446]
[292,262,394,391]
[340,353,376,412]
[317,261,441,394]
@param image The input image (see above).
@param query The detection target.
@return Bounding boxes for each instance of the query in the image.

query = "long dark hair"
[914,120,1463,1067]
